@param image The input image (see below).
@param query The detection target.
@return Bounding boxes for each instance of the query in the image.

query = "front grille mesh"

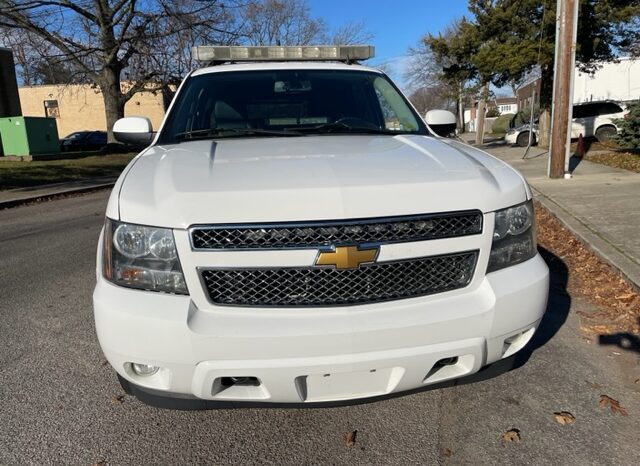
[201,251,478,307]
[191,211,482,250]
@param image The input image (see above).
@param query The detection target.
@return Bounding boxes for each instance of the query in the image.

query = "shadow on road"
[598,318,640,354]
[568,154,583,173]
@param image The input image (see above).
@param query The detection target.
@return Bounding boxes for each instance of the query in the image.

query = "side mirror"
[113,117,155,145]
[425,110,457,137]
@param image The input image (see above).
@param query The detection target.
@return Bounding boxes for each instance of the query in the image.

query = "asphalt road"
[1,192,638,465]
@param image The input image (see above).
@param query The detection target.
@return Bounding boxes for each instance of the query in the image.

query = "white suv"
[94,46,549,408]
[571,101,627,141]
[506,100,627,146]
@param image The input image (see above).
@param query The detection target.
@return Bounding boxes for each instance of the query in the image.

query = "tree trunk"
[99,67,125,144]
[458,81,465,131]
[475,83,489,145]
[538,65,554,148]
[162,84,175,111]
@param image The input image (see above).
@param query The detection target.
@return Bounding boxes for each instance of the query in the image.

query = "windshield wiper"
[174,127,303,141]
[291,121,407,135]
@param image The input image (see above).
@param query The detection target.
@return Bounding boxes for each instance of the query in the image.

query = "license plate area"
[296,367,403,402]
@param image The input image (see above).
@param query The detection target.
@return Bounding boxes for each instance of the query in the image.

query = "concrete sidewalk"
[0,177,116,209]
[480,141,640,290]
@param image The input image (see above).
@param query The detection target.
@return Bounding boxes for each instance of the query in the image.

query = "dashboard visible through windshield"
[158,69,427,143]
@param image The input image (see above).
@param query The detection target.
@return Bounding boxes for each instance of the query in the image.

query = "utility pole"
[549,0,579,178]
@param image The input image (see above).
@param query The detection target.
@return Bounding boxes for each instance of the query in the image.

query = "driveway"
[0,192,638,465]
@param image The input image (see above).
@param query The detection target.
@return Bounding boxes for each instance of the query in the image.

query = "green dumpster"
[0,116,60,156]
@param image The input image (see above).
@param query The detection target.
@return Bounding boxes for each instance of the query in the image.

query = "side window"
[581,104,599,118]
[572,105,584,119]
[600,103,623,115]
[372,77,419,132]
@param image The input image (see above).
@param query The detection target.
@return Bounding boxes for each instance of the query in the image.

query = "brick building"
[18,83,166,138]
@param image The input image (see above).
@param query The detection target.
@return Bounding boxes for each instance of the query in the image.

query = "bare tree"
[0,27,39,85]
[240,0,326,46]
[404,40,440,91]
[404,36,463,121]
[125,1,240,109]
[324,20,373,45]
[408,85,457,116]
[0,0,235,141]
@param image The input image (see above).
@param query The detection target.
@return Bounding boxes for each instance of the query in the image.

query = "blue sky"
[310,0,470,89]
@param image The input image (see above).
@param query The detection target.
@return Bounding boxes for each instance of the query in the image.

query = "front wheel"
[595,126,616,142]
[516,131,536,147]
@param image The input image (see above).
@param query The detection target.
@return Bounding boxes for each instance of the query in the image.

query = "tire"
[516,131,536,147]
[595,125,616,142]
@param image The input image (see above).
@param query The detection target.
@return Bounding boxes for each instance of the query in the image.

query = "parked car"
[60,130,108,152]
[571,100,627,141]
[504,100,628,147]
[94,45,549,409]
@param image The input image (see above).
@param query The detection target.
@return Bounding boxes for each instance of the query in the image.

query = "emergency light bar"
[192,45,375,64]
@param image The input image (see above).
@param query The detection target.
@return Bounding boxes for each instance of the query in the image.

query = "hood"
[115,135,528,228]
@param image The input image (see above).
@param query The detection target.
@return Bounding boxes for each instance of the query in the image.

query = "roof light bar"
[192,45,375,64]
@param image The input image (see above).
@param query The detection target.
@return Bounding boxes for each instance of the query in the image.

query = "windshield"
[158,69,427,143]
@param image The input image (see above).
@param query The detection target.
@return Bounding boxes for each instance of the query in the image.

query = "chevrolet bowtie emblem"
[315,246,379,270]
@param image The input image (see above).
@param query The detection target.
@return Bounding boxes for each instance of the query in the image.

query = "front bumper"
[93,254,549,405]
[504,132,518,144]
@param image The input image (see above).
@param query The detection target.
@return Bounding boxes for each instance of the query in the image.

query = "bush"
[486,107,501,118]
[491,114,515,134]
[614,102,640,149]
[513,105,540,128]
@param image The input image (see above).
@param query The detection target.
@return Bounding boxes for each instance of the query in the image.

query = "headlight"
[487,200,536,273]
[102,219,188,295]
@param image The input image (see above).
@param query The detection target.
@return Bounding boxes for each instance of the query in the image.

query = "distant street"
[0,192,638,466]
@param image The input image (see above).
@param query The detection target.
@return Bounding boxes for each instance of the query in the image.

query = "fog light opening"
[501,327,536,359]
[131,362,160,377]
[435,356,459,367]
[221,376,260,387]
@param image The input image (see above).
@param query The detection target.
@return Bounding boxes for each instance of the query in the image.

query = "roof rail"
[192,45,375,66]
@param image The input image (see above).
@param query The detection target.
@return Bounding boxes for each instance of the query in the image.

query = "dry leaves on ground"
[441,447,453,458]
[500,429,521,444]
[90,461,106,466]
[553,411,576,425]
[535,205,640,335]
[598,395,628,416]
[585,152,640,173]
[110,394,125,405]
[343,430,357,447]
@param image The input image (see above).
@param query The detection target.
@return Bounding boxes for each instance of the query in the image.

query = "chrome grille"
[191,211,482,250]
[201,251,478,307]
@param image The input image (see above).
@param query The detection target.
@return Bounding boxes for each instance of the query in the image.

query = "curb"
[533,187,640,293]
[0,183,115,210]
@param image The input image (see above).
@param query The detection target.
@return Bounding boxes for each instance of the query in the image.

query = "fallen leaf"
[111,394,125,405]
[634,378,639,384]
[615,293,637,303]
[91,461,107,466]
[343,430,357,447]
[588,382,602,390]
[441,447,453,458]
[501,429,521,444]
[553,411,576,425]
[599,395,628,416]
